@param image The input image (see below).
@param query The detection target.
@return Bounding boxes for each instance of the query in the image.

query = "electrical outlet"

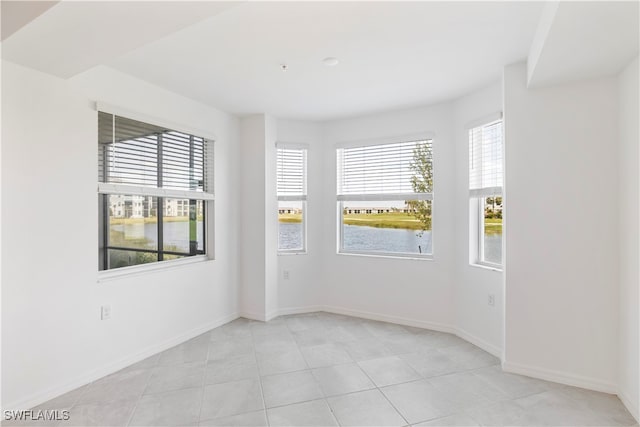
[101,305,111,320]
[283,270,290,280]
[487,294,495,307]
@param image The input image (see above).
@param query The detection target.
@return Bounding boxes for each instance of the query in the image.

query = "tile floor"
[6,312,637,427]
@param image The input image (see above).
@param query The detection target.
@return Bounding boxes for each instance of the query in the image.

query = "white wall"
[452,82,504,356]
[617,56,639,420]
[320,104,457,331]
[503,62,619,392]
[237,115,278,321]
[276,120,326,313]
[1,61,240,409]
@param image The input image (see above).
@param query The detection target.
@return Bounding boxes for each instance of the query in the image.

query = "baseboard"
[276,305,502,358]
[238,310,266,321]
[618,389,640,423]
[455,327,501,358]
[502,360,618,394]
[321,305,456,334]
[4,312,239,411]
[276,305,326,316]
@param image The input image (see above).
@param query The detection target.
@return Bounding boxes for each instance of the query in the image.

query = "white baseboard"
[618,389,640,423]
[238,310,266,321]
[321,305,456,334]
[4,312,239,411]
[276,305,327,316]
[275,305,501,358]
[502,360,618,395]
[455,327,501,358]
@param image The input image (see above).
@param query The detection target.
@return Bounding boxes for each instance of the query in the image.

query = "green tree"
[406,142,433,236]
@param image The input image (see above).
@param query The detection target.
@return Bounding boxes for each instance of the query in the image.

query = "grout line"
[51,312,620,427]
[124,368,155,427]
[276,314,342,427]
[253,321,271,427]
[355,361,411,426]
[195,335,213,426]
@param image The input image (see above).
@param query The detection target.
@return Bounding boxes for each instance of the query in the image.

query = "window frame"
[468,116,503,270]
[336,135,435,259]
[97,106,215,277]
[276,143,308,255]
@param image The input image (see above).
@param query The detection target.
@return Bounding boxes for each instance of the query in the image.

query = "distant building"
[343,207,417,214]
[110,196,203,219]
[278,207,302,214]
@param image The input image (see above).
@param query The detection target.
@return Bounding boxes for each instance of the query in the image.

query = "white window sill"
[98,255,210,283]
[278,251,307,256]
[338,251,433,261]
[469,262,502,272]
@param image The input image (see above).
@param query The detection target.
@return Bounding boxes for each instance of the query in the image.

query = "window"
[337,139,433,257]
[98,112,213,271]
[277,145,307,253]
[469,119,503,267]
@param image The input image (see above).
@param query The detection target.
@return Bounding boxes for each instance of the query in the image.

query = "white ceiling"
[527,1,639,88]
[1,1,239,78]
[108,1,544,120]
[1,1,58,41]
[3,1,637,121]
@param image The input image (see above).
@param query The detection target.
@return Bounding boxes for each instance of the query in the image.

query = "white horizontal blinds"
[98,112,213,198]
[161,131,207,192]
[469,121,503,197]
[277,147,307,200]
[337,140,433,200]
[98,112,159,187]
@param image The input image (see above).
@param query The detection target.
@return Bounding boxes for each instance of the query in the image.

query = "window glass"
[277,146,307,253]
[469,119,503,267]
[278,201,304,251]
[482,196,502,264]
[337,139,433,257]
[98,112,212,271]
[341,200,432,255]
[163,198,205,254]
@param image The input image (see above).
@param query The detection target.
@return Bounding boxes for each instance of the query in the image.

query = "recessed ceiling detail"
[323,57,339,67]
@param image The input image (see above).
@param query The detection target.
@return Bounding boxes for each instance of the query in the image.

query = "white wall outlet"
[101,305,111,320]
[488,294,495,306]
[283,270,290,280]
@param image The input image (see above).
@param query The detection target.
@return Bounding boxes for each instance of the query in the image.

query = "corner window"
[98,112,213,271]
[469,120,503,267]
[277,145,307,253]
[337,139,433,258]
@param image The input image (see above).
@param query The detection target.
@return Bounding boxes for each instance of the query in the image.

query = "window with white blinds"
[277,147,307,200]
[337,140,433,200]
[469,119,503,267]
[277,145,307,253]
[336,139,434,258]
[469,120,503,197]
[98,111,214,272]
[98,112,213,199]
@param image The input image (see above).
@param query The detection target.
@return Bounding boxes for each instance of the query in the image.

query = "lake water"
[115,221,501,262]
[280,222,502,262]
[111,221,204,252]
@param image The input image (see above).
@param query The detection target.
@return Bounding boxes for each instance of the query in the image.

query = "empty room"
[1,1,639,426]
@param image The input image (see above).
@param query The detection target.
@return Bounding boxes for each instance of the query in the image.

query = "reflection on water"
[279,223,502,260]
[342,225,432,254]
[111,221,204,252]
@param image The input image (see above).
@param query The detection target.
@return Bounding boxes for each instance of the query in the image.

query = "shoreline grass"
[278,212,502,234]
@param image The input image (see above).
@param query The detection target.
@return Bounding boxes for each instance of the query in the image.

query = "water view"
[279,222,502,261]
[110,221,204,252]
